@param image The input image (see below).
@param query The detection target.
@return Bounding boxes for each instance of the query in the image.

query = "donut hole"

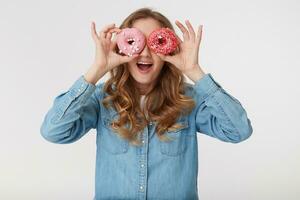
[158,36,165,45]
[127,38,135,45]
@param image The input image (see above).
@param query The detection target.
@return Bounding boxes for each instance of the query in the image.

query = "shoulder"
[183,81,195,96]
[94,81,114,102]
[94,81,106,97]
[95,81,106,90]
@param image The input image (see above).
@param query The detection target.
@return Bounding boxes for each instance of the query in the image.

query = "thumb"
[157,53,175,64]
[119,54,139,63]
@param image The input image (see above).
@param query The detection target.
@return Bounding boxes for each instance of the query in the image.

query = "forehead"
[132,18,162,37]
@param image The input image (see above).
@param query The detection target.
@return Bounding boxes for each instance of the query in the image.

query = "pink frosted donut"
[116,28,146,56]
[147,28,179,55]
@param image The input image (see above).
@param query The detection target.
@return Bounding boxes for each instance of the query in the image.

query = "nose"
[140,43,151,57]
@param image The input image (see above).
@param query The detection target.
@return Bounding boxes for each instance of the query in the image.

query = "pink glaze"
[116,28,146,56]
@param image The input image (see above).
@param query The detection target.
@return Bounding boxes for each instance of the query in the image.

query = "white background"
[1,0,299,199]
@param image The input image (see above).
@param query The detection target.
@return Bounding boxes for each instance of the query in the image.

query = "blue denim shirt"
[40,73,252,200]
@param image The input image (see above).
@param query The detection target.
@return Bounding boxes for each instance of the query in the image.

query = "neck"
[136,82,154,95]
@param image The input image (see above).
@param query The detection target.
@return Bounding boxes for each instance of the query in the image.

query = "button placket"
[148,121,156,138]
[139,157,146,193]
[138,129,148,197]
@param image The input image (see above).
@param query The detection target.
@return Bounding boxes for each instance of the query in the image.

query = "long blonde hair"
[102,7,196,146]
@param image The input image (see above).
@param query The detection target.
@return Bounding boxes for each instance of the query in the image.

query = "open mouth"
[136,61,153,73]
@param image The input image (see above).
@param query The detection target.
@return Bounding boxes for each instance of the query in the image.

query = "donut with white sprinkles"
[147,28,179,55]
[116,28,146,57]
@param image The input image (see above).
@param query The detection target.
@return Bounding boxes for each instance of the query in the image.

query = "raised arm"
[40,21,139,144]
[193,73,253,143]
[40,75,103,144]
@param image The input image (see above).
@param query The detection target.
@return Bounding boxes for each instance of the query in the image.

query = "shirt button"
[142,140,145,144]
[140,186,144,190]
[141,164,144,168]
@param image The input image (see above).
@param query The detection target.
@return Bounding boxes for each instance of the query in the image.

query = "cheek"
[154,63,164,75]
[152,54,164,66]
[156,59,164,70]
[127,63,136,75]
[128,61,136,70]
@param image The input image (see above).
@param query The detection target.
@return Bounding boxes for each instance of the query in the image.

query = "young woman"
[40,7,252,200]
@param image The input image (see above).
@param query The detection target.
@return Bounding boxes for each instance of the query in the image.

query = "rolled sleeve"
[194,73,253,143]
[40,75,102,144]
[54,75,97,121]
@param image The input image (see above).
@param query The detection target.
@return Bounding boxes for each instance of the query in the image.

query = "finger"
[175,20,189,41]
[196,25,203,46]
[101,23,116,33]
[157,53,176,64]
[100,23,116,40]
[109,39,117,51]
[106,28,122,40]
[91,21,100,41]
[175,33,183,44]
[119,54,139,63]
[185,20,196,41]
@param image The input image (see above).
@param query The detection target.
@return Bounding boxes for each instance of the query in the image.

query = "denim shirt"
[40,73,252,200]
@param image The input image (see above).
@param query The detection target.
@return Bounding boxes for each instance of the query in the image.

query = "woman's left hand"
[157,20,205,81]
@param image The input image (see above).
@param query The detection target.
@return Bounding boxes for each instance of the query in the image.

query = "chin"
[131,74,153,85]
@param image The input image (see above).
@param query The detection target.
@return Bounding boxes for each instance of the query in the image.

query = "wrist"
[184,64,206,83]
[84,64,107,85]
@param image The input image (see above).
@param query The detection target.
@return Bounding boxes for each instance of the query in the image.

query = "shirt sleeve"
[193,73,253,143]
[40,75,102,144]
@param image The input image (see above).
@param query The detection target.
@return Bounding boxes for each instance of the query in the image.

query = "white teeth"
[137,61,153,65]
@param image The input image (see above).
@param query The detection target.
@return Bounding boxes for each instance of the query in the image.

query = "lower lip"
[137,65,153,74]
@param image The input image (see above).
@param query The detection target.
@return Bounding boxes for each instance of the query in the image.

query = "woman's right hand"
[90,21,138,73]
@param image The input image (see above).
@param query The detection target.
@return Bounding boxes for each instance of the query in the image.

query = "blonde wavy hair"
[102,7,196,146]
